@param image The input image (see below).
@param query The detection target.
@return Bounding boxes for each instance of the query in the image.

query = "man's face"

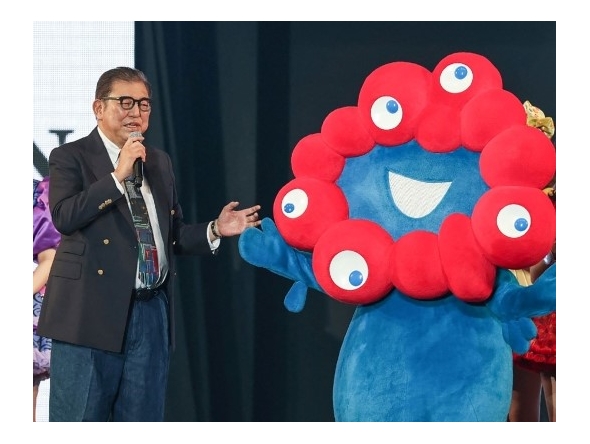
[94,80,150,148]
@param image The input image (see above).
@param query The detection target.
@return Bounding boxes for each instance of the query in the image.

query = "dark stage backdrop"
[135,21,556,421]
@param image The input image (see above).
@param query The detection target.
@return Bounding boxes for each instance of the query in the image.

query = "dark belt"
[132,287,163,302]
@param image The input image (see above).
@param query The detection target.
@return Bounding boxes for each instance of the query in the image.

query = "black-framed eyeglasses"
[102,96,152,112]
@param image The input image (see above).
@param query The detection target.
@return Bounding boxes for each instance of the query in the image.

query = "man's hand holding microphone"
[113,131,145,186]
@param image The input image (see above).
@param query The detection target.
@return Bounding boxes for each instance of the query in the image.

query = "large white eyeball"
[440,62,473,93]
[281,188,308,219]
[329,250,369,290]
[497,204,530,238]
[371,96,403,130]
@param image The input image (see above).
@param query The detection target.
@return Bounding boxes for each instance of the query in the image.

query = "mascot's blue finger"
[261,217,278,234]
[522,318,537,340]
[284,281,308,313]
[238,227,260,262]
[502,318,537,354]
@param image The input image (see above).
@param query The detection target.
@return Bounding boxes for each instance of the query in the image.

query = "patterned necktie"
[123,179,160,288]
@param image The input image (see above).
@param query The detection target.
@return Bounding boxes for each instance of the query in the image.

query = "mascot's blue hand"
[489,265,556,320]
[490,265,555,353]
[238,217,284,269]
[502,317,537,354]
[238,217,322,294]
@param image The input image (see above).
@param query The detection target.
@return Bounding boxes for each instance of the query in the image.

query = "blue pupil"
[514,218,529,232]
[386,99,399,114]
[349,270,364,287]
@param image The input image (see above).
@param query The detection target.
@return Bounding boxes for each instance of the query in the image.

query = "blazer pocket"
[51,259,82,280]
[60,238,86,256]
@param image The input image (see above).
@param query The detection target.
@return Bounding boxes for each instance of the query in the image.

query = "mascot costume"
[238,52,556,421]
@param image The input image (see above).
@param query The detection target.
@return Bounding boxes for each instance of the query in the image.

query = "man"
[37,67,261,421]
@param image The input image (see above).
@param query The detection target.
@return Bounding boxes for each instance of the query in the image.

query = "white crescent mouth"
[388,171,452,218]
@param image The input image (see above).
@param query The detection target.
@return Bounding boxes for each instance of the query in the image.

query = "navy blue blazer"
[38,127,213,352]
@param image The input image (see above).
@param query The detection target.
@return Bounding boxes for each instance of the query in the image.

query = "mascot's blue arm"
[238,217,323,312]
[487,264,556,354]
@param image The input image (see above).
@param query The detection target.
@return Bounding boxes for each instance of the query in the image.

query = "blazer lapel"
[85,128,135,231]
[86,128,118,180]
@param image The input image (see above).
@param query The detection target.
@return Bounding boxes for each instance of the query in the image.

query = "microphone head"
[129,131,144,188]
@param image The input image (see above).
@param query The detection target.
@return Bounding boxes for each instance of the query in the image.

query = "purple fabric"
[33,177,60,384]
[33,177,61,260]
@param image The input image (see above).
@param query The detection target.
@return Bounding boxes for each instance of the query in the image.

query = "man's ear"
[92,99,103,120]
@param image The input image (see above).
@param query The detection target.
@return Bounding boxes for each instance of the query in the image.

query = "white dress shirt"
[97,129,221,287]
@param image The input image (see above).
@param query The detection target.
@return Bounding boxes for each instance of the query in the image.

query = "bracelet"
[211,219,222,238]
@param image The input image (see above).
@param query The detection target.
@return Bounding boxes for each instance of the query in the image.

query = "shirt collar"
[97,127,122,167]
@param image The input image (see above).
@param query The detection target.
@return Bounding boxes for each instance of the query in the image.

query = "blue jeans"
[49,291,170,421]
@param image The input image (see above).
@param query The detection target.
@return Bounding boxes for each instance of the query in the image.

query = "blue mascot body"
[239,52,556,421]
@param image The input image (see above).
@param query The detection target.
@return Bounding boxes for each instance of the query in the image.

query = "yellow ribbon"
[523,100,555,139]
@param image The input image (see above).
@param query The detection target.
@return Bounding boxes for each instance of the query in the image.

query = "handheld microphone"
[129,131,143,188]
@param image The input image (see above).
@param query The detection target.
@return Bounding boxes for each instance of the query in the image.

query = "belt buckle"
[134,287,158,302]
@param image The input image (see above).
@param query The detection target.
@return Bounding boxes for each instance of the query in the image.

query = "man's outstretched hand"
[216,201,261,237]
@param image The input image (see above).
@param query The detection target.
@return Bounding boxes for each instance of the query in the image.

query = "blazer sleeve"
[48,141,125,236]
